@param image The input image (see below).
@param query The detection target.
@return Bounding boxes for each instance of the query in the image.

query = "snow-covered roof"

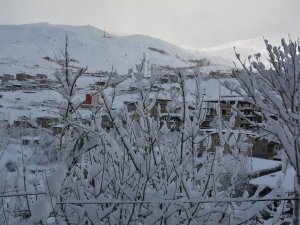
[22,136,40,141]
[247,157,281,175]
[186,78,241,101]
[113,93,139,109]
[223,155,281,176]
[111,90,172,110]
[200,128,257,136]
[52,124,64,128]
[117,78,135,87]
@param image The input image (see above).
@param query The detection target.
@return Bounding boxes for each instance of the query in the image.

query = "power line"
[0,192,295,205]
[0,192,46,198]
[56,196,296,205]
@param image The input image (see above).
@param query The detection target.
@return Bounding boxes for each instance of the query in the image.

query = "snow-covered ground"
[245,157,281,175]
[0,90,61,123]
[250,167,295,193]
[223,155,282,176]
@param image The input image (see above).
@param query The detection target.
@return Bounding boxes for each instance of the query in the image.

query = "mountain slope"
[200,35,294,65]
[0,23,224,76]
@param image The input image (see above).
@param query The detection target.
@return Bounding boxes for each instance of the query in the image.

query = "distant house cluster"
[199,97,279,160]
[0,57,280,161]
[10,115,61,134]
[0,72,56,91]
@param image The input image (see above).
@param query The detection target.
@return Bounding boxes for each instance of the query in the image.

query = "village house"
[23,81,40,91]
[13,116,34,128]
[2,74,14,83]
[4,80,38,92]
[35,73,48,85]
[11,82,23,91]
[36,73,47,80]
[82,93,100,108]
[202,97,262,129]
[198,129,279,160]
[123,91,183,130]
[189,58,211,67]
[22,136,40,145]
[160,113,182,131]
[150,84,164,92]
[100,114,114,129]
[16,73,34,81]
[124,100,139,121]
[249,136,278,160]
[36,116,59,128]
[0,120,10,129]
[124,92,173,118]
[3,84,13,91]
[208,71,231,79]
[159,72,178,84]
[52,124,64,135]
[150,98,169,116]
[117,78,139,93]
[93,80,106,89]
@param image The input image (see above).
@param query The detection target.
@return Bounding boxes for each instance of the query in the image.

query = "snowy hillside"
[0,23,229,76]
[200,35,294,65]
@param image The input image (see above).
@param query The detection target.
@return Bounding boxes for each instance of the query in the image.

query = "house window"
[127,103,136,112]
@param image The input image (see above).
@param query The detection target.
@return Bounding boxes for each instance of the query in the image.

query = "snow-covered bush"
[225,38,300,224]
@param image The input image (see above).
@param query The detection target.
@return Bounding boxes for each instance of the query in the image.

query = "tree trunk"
[294,177,300,225]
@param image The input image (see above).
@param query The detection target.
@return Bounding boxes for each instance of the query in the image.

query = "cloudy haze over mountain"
[0,0,299,49]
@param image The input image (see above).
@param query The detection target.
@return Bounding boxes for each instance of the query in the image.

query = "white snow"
[199,34,298,66]
[186,78,241,101]
[46,163,67,196]
[30,198,52,224]
[223,155,282,175]
[247,157,281,174]
[0,90,61,123]
[250,167,295,193]
[0,23,227,76]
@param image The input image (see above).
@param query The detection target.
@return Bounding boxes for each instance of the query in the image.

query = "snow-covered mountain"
[0,23,230,76]
[200,35,295,65]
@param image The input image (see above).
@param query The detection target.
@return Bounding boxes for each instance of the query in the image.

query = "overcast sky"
[0,0,299,49]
